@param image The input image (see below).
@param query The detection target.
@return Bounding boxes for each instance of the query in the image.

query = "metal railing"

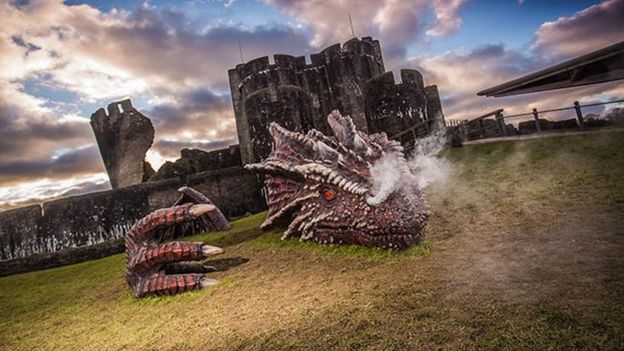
[449,98,624,141]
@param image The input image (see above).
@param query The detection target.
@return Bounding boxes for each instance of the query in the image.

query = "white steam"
[408,123,452,189]
[366,122,452,206]
[366,151,414,206]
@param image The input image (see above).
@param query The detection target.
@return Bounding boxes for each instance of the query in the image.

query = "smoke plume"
[408,123,452,188]
[367,151,415,205]
[367,122,452,206]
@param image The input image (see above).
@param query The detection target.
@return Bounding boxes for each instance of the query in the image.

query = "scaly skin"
[246,110,429,250]
[125,187,230,297]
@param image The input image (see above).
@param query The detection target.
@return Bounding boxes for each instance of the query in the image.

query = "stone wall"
[150,145,243,181]
[0,166,266,275]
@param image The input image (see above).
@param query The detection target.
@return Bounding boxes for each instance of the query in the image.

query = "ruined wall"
[90,99,155,189]
[0,166,266,274]
[150,145,243,181]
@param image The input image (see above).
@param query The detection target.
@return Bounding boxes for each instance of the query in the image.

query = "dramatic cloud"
[534,0,624,57]
[0,1,313,99]
[0,145,104,186]
[149,88,235,140]
[0,84,94,168]
[414,43,623,123]
[264,0,465,62]
[143,87,237,166]
[0,174,111,212]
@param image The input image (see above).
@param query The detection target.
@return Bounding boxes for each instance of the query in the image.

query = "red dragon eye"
[322,190,336,201]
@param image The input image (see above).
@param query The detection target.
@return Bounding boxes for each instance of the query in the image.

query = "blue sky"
[0,0,623,209]
[422,0,599,54]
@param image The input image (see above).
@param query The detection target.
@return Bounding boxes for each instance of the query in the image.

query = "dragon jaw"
[245,110,430,249]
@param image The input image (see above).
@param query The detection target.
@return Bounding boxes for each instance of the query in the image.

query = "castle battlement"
[229,37,385,97]
[367,69,427,90]
[91,99,134,121]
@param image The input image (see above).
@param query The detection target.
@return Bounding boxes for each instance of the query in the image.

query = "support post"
[495,111,507,137]
[461,121,467,141]
[532,108,542,133]
[478,119,485,139]
[574,101,586,131]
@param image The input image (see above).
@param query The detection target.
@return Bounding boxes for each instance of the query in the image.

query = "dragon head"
[245,110,429,249]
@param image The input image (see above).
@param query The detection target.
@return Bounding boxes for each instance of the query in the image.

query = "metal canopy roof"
[477,41,624,97]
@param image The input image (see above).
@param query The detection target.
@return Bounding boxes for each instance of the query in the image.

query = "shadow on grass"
[250,234,434,261]
[184,212,270,248]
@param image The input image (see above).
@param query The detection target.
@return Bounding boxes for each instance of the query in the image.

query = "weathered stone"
[143,161,155,181]
[364,70,429,137]
[90,99,155,189]
[149,159,193,182]
[150,145,242,181]
[180,145,242,172]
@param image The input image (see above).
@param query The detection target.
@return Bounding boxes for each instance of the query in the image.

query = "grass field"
[1,129,623,350]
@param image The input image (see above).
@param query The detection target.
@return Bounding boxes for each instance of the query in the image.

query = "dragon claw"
[189,203,217,217]
[200,278,219,288]
[201,245,224,257]
[124,187,230,298]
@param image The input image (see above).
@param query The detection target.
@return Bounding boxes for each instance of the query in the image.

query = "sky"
[1,0,623,210]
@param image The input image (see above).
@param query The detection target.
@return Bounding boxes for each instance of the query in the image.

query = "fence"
[449,99,624,142]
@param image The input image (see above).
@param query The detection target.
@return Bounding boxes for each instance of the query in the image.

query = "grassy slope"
[1,129,623,350]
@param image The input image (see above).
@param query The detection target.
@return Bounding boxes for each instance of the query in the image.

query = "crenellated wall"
[0,166,266,274]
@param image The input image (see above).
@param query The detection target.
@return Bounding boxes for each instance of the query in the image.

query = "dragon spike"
[327,110,369,154]
[268,122,342,161]
[269,122,301,148]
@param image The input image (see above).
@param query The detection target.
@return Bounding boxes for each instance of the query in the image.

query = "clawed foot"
[124,187,232,298]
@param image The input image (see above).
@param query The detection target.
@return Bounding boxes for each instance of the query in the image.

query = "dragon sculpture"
[125,187,230,297]
[246,110,429,249]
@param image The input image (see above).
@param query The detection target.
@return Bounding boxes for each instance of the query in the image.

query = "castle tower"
[363,69,445,137]
[228,37,444,164]
[90,99,155,189]
[228,37,385,164]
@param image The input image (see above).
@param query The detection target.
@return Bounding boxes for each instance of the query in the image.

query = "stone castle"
[0,37,445,274]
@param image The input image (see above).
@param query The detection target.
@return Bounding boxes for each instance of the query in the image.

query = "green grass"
[1,129,623,350]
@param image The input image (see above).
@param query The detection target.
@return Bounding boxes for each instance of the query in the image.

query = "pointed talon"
[202,265,218,272]
[201,245,224,256]
[189,204,216,217]
[200,278,219,288]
